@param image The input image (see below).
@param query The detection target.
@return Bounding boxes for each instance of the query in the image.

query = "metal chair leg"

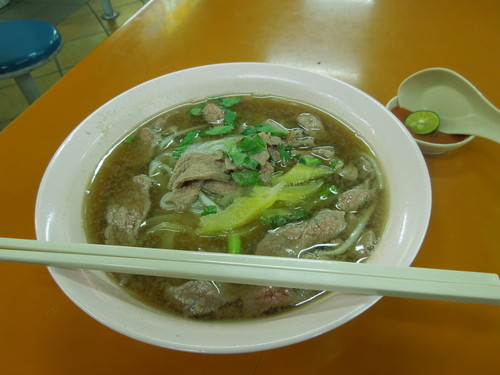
[14,73,40,104]
[101,0,119,20]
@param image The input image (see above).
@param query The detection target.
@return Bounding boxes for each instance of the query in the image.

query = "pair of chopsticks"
[1,237,499,305]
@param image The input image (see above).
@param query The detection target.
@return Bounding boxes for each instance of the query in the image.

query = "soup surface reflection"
[84,95,387,320]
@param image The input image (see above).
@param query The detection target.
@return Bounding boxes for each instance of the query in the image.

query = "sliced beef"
[241,286,318,317]
[338,163,359,181]
[165,280,240,317]
[163,180,203,212]
[202,180,238,195]
[250,149,270,166]
[296,113,324,135]
[104,175,151,246]
[258,131,284,147]
[202,103,225,124]
[285,128,315,148]
[167,152,230,190]
[259,162,274,184]
[124,128,160,168]
[337,188,374,212]
[255,209,347,257]
[267,146,281,162]
[311,146,335,160]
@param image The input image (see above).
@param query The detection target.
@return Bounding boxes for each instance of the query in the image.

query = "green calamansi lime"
[404,110,440,134]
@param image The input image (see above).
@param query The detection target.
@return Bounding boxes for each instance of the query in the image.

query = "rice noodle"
[316,203,376,258]
[360,152,384,189]
[198,191,222,210]
[159,192,176,211]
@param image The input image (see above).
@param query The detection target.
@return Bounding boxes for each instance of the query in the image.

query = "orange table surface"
[0,1,499,374]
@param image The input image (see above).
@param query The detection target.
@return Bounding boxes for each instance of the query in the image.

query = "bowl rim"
[35,62,432,353]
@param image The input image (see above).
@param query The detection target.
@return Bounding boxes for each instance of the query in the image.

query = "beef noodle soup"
[84,95,387,320]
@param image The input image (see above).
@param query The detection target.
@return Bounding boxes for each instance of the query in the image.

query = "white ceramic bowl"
[386,96,475,155]
[35,63,432,353]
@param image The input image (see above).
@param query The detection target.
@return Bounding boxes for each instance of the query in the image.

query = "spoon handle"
[440,116,500,143]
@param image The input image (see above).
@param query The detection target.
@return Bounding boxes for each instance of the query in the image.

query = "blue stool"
[0,20,63,104]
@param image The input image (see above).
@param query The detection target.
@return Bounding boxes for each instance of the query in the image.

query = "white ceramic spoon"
[398,67,500,143]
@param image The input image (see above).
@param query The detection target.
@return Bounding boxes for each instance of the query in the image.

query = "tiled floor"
[0,0,146,130]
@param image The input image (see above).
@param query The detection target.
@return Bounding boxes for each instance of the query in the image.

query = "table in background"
[0,1,498,374]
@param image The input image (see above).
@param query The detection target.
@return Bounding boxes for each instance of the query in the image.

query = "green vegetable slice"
[274,163,333,184]
[404,110,440,134]
[299,156,322,166]
[253,180,323,204]
[199,183,285,234]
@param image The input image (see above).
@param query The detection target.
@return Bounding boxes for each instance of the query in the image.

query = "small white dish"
[386,96,475,155]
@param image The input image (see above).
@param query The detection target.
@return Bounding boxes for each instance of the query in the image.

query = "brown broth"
[84,95,388,320]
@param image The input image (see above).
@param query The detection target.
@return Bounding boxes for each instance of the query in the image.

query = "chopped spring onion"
[299,156,322,166]
[227,234,242,254]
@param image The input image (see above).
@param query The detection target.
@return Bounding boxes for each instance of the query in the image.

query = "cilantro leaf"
[201,205,218,216]
[224,109,237,126]
[232,170,262,186]
[220,97,241,108]
[242,157,260,170]
[124,135,136,144]
[238,135,266,155]
[180,129,200,146]
[172,130,201,159]
[188,106,203,116]
[225,140,261,170]
[172,145,187,159]
[278,144,294,161]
